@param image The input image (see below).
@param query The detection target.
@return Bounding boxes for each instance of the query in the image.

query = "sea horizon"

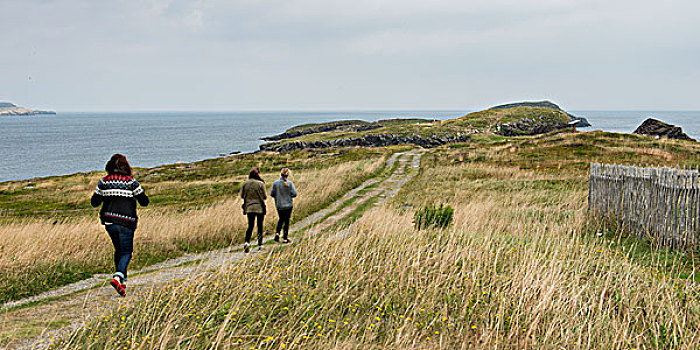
[2,109,699,183]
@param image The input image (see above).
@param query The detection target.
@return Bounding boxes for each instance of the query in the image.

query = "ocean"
[1,110,698,182]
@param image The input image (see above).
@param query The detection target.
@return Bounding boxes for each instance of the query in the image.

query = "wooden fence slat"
[589,163,698,249]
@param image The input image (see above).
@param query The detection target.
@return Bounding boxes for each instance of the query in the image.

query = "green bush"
[414,203,454,230]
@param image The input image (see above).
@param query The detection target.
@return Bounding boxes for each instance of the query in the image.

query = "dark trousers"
[246,213,264,246]
[105,224,134,282]
[276,208,292,239]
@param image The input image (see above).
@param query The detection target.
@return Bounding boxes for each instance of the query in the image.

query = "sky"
[1,0,698,111]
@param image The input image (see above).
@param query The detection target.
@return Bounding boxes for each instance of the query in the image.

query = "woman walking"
[241,167,267,253]
[91,154,149,297]
[270,168,297,243]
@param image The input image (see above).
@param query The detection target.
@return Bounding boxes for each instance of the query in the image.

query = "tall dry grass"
[0,156,386,302]
[60,163,700,349]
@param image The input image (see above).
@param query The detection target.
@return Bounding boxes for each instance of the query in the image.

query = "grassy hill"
[443,106,571,135]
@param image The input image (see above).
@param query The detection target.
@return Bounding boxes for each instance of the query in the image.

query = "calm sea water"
[1,110,698,182]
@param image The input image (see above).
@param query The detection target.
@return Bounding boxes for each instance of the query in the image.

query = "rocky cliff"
[633,118,695,141]
[0,102,56,116]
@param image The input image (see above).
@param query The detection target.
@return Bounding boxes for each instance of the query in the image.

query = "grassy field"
[0,148,402,303]
[53,130,700,349]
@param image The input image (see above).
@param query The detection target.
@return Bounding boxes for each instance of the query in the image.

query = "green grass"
[584,215,700,283]
[0,148,390,220]
[327,196,380,231]
[266,119,434,142]
[445,106,570,131]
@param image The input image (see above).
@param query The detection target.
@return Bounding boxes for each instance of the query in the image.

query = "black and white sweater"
[91,174,149,229]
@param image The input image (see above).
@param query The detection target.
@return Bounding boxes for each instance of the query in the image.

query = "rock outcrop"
[260,133,471,152]
[262,119,432,141]
[262,120,379,141]
[633,118,695,141]
[489,101,591,127]
[0,102,55,116]
[497,114,570,136]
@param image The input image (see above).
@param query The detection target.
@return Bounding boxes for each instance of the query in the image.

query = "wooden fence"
[588,163,700,248]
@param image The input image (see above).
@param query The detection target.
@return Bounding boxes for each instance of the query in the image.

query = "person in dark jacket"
[91,154,149,297]
[270,168,297,243]
[240,167,267,253]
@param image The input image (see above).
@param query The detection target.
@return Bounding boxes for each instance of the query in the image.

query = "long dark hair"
[105,153,132,176]
[249,167,264,182]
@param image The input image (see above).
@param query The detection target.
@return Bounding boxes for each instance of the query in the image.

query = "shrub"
[414,203,454,230]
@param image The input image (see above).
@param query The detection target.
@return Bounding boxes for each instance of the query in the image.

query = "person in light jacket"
[91,154,149,297]
[270,168,297,243]
[240,167,266,252]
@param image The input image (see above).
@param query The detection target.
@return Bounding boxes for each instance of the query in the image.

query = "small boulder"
[633,118,695,141]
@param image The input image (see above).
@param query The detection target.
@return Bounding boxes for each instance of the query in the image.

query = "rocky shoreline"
[261,118,432,142]
[260,133,471,152]
[0,102,55,116]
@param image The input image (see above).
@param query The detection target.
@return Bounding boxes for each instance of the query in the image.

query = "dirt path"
[0,150,424,349]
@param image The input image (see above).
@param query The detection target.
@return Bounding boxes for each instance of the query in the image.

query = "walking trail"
[0,150,425,349]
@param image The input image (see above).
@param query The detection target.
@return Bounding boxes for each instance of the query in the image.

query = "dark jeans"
[276,208,292,239]
[105,224,134,282]
[246,213,264,246]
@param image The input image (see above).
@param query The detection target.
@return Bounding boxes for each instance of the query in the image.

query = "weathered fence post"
[589,163,699,249]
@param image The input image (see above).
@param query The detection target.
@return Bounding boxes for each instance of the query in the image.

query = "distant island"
[259,100,592,152]
[0,102,55,116]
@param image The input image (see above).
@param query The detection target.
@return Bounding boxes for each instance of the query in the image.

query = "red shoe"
[110,278,126,297]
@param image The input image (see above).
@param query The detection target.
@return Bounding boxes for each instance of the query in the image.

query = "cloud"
[0,0,698,110]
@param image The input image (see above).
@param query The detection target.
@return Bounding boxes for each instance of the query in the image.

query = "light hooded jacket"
[240,179,267,214]
[270,177,297,210]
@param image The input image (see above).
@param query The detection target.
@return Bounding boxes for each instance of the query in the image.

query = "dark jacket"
[240,179,267,214]
[91,174,149,229]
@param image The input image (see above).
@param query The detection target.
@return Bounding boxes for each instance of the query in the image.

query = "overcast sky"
[1,0,698,111]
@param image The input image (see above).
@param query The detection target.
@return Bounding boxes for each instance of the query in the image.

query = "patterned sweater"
[91,174,149,229]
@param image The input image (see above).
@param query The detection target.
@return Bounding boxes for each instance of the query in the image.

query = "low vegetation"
[443,106,570,135]
[262,119,434,141]
[54,130,700,349]
[414,203,454,230]
[0,148,400,303]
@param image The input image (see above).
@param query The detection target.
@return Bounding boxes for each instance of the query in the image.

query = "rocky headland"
[261,119,433,141]
[488,101,591,127]
[260,132,471,152]
[260,101,588,152]
[633,118,695,141]
[0,102,56,116]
